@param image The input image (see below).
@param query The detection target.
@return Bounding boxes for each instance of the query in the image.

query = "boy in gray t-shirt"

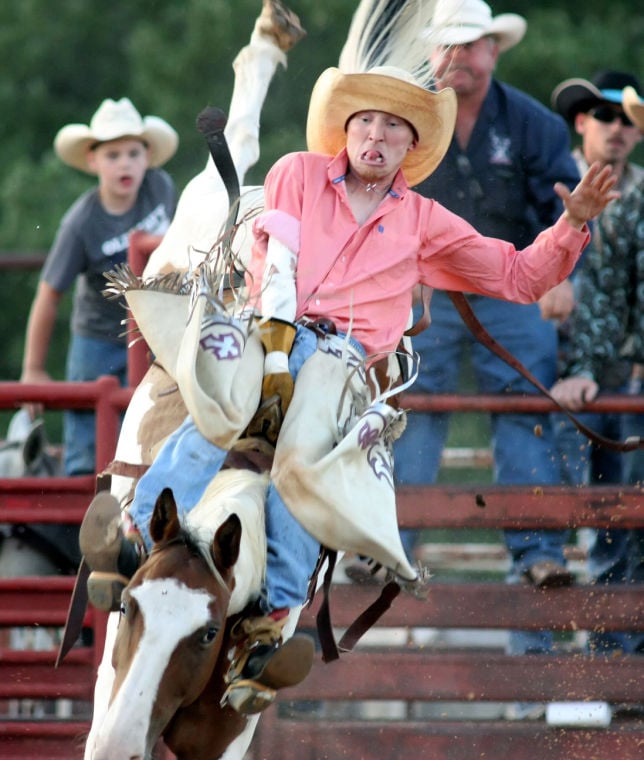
[21,97,178,477]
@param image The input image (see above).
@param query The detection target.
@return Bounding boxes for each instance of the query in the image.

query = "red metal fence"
[0,381,642,759]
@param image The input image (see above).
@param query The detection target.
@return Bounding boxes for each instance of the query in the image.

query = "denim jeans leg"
[129,415,229,550]
[261,481,321,613]
[64,335,127,475]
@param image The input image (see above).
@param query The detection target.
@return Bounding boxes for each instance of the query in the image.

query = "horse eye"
[120,600,127,616]
[201,626,219,645]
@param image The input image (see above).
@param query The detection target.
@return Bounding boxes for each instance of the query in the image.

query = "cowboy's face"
[575,104,642,169]
[346,110,417,183]
[87,137,150,203]
[431,36,499,96]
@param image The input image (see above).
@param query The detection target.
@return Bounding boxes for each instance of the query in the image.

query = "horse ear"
[211,513,242,574]
[149,487,182,544]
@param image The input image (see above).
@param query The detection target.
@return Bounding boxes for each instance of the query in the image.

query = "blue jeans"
[129,325,322,612]
[394,291,564,654]
[64,334,127,476]
[554,388,644,654]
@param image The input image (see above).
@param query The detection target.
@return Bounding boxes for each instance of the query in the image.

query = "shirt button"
[457,190,465,199]
[315,298,320,305]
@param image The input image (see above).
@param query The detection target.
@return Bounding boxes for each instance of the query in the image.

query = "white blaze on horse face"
[92,577,216,760]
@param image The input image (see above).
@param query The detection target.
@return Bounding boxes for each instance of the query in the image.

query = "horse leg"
[83,601,120,756]
[225,0,306,184]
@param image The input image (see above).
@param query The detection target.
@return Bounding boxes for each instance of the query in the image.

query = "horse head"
[0,409,60,478]
[91,487,242,760]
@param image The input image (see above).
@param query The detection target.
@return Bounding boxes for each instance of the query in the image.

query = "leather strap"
[104,459,150,479]
[337,581,401,652]
[312,547,404,661]
[315,550,340,663]
[404,284,433,337]
[55,558,89,667]
[56,472,112,666]
[196,105,240,245]
[447,291,642,453]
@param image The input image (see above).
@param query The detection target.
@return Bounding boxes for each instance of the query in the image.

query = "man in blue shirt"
[387,0,581,668]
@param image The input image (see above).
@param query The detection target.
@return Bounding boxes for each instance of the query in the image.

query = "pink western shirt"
[248,149,589,358]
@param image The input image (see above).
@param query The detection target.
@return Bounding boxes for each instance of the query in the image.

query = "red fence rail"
[0,370,642,757]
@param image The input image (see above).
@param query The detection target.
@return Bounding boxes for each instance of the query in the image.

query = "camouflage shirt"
[561,148,644,388]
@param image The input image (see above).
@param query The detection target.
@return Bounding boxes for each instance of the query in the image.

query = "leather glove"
[246,319,296,445]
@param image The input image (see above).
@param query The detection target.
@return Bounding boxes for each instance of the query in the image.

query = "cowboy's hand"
[555,162,620,229]
[20,368,52,420]
[246,351,294,444]
[550,376,598,412]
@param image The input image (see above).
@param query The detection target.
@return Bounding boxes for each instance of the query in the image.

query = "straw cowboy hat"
[54,97,178,174]
[425,0,527,53]
[623,86,644,131]
[306,66,457,187]
[551,70,643,124]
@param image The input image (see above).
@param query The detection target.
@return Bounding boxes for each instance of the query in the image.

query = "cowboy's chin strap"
[447,291,642,453]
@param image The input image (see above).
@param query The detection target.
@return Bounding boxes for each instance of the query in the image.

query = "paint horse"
[83,361,305,760]
[83,4,307,757]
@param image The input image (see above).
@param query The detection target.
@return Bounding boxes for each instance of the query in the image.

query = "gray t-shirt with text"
[42,168,176,343]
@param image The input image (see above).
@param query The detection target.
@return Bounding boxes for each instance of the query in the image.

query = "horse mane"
[187,462,269,614]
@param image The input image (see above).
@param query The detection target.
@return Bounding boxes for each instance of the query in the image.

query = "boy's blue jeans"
[65,334,127,476]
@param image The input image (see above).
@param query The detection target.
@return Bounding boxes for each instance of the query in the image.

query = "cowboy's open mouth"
[361,150,384,162]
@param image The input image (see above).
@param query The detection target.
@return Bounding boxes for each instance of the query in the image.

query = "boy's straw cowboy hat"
[55,97,178,174]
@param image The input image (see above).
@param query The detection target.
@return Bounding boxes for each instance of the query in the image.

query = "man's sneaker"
[222,611,314,714]
[523,560,574,589]
[79,492,143,611]
[344,560,388,586]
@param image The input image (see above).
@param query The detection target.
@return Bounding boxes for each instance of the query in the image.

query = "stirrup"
[222,622,315,714]
[221,678,277,715]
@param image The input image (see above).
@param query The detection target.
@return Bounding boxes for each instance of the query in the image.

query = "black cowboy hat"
[551,70,643,124]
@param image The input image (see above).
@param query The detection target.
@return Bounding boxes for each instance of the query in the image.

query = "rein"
[447,291,642,453]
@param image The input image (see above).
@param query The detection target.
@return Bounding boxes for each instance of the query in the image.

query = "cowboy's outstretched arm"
[555,161,620,229]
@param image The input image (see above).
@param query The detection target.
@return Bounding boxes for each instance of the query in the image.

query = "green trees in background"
[1,0,643,382]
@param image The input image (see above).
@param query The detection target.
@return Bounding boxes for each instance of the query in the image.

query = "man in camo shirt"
[551,70,644,655]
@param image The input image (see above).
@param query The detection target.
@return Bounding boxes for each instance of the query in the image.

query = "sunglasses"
[588,105,634,128]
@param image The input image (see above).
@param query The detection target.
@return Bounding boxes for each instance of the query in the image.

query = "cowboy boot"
[256,0,307,52]
[79,491,145,612]
[222,610,314,714]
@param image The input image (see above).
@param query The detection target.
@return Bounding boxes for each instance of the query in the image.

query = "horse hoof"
[257,0,307,52]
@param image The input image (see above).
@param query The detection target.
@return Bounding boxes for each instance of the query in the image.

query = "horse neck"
[188,468,269,615]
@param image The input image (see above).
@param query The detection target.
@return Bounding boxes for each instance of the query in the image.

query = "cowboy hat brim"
[428,13,526,53]
[623,86,644,131]
[54,115,178,174]
[306,67,457,187]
